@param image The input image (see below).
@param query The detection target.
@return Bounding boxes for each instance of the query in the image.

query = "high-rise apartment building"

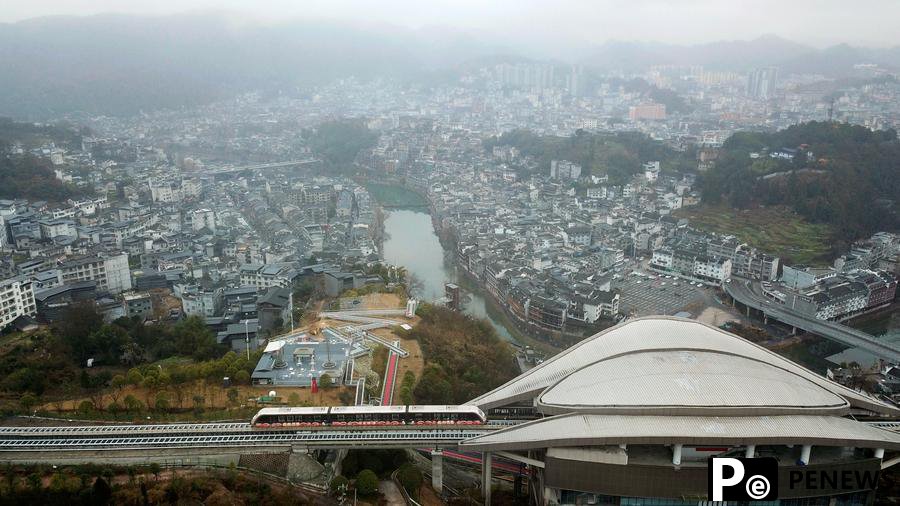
[747,66,778,100]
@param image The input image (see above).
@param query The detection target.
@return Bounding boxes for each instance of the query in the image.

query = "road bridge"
[201,159,320,176]
[723,278,900,363]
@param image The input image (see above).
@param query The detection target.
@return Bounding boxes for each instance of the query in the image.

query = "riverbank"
[431,208,608,352]
[452,267,561,356]
[845,301,900,336]
[370,180,607,355]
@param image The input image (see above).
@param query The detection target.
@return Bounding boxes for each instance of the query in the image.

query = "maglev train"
[251,405,486,428]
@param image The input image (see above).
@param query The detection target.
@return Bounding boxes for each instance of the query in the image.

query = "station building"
[463,317,900,505]
[251,329,351,387]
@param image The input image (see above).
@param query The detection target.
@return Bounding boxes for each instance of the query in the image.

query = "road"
[201,159,320,175]
[724,277,900,363]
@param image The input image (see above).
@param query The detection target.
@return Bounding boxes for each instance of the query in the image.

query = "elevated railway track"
[0,421,504,454]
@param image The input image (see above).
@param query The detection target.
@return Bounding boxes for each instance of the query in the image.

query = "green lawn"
[675,205,834,265]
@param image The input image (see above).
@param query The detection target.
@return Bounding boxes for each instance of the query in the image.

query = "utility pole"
[244,319,251,360]
[289,291,295,332]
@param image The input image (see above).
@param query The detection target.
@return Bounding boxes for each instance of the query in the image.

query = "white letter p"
[712,458,745,501]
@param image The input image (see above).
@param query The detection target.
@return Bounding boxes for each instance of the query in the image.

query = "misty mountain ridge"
[2,14,900,118]
[580,35,812,71]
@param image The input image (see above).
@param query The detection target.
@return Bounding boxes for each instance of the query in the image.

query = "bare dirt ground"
[380,480,406,506]
[40,381,352,413]
[359,292,405,310]
[369,327,424,382]
[695,306,742,326]
[417,483,445,506]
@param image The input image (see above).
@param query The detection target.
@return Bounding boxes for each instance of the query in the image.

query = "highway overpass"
[723,277,900,363]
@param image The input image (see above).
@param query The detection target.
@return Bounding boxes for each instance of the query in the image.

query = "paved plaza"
[613,272,707,317]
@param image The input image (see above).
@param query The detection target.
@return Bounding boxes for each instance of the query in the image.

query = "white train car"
[251,407,329,428]
[407,405,485,425]
[250,405,487,428]
[330,405,407,426]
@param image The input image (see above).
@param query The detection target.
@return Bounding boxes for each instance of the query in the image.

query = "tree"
[78,400,95,415]
[396,464,423,498]
[234,370,250,385]
[141,375,160,408]
[92,476,112,504]
[154,391,170,412]
[110,374,127,405]
[26,473,41,492]
[399,386,413,405]
[329,475,350,497]
[123,394,142,413]
[172,316,223,360]
[125,369,144,386]
[192,395,205,415]
[319,373,333,388]
[85,324,130,365]
[20,392,38,412]
[338,390,355,405]
[149,463,161,481]
[355,469,379,496]
[55,302,104,362]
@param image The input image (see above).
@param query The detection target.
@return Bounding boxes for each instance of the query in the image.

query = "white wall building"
[0,276,36,330]
[58,253,132,294]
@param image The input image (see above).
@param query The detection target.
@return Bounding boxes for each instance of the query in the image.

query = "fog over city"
[1,1,900,504]
[5,0,900,48]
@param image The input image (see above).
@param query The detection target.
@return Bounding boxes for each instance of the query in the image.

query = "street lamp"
[243,319,251,360]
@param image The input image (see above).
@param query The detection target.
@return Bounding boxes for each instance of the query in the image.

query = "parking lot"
[613,272,707,317]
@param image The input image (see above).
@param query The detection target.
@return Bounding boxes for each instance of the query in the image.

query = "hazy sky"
[4,0,900,48]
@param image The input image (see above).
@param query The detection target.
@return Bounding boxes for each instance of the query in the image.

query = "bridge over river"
[723,277,900,363]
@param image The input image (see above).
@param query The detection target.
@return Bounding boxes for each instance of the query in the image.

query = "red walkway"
[381,350,399,405]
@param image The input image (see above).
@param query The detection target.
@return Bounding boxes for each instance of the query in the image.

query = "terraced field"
[675,205,834,265]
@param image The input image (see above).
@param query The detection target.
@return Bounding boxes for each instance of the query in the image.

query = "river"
[381,208,519,345]
[826,308,900,366]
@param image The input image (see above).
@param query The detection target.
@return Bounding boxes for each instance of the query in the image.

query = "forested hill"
[483,129,696,183]
[698,122,900,243]
[0,118,85,152]
[0,118,92,202]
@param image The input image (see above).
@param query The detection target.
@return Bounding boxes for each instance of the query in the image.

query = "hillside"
[579,36,900,76]
[580,35,813,72]
[484,129,696,184]
[401,305,517,405]
[0,118,91,202]
[697,121,900,249]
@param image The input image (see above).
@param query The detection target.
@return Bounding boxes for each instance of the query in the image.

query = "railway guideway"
[0,424,496,452]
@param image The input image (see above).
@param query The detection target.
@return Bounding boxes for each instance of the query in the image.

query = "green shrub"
[396,463,423,498]
[329,475,350,496]
[355,469,378,496]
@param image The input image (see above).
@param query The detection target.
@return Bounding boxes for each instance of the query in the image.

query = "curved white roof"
[537,350,849,416]
[460,413,900,452]
[470,317,898,416]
